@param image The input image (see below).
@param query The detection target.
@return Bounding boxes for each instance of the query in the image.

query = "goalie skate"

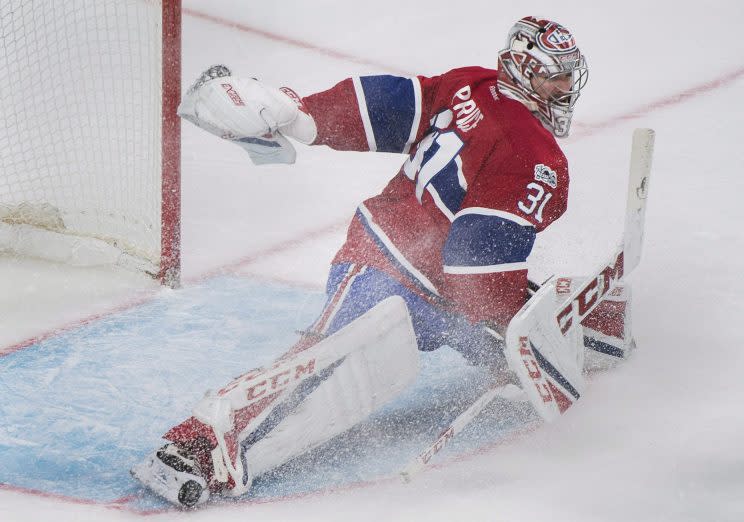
[130,444,210,508]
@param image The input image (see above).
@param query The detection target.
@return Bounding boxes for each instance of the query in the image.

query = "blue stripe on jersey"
[360,75,416,153]
[443,213,536,267]
[428,160,466,216]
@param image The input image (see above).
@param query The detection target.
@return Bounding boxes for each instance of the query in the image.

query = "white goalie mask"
[497,16,588,138]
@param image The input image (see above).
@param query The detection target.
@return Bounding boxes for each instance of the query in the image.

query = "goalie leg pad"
[173,294,419,497]
[237,311,419,485]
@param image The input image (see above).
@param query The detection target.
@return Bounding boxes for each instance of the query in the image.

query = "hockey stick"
[399,383,524,482]
[400,128,655,479]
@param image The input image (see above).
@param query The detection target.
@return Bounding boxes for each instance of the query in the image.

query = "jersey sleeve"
[302,74,445,153]
[441,150,569,327]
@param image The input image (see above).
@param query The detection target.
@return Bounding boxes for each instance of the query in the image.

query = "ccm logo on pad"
[556,252,624,335]
[518,336,553,404]
[219,359,317,403]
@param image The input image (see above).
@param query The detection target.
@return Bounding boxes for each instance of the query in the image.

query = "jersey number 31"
[518,182,552,223]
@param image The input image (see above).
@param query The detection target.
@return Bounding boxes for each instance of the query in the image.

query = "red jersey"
[302,67,569,327]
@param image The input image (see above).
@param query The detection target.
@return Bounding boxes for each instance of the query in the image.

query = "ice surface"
[0,277,533,513]
[2,0,744,521]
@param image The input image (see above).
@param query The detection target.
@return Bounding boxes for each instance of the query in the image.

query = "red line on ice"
[0,221,340,358]
[182,7,413,76]
[184,6,744,133]
[0,292,159,358]
[571,65,744,137]
[183,220,346,286]
[0,482,134,509]
[17,421,542,516]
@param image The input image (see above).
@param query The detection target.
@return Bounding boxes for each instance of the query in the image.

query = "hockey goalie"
[132,17,637,507]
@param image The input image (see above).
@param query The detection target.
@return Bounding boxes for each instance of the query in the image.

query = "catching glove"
[178,65,317,165]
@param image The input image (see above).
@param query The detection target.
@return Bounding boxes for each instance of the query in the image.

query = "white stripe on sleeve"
[352,76,377,152]
[358,204,440,295]
[453,207,534,227]
[443,262,528,275]
[402,76,422,155]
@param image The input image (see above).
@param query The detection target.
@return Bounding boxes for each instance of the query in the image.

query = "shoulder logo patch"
[534,164,557,188]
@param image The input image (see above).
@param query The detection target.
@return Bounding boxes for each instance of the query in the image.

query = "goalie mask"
[497,16,588,138]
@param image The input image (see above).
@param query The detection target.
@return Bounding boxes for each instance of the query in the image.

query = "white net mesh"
[0,0,165,270]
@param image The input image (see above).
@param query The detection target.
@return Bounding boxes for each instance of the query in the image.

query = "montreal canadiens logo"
[536,23,576,54]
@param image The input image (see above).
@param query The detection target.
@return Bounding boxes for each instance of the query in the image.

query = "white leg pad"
[195,296,419,495]
[242,320,419,479]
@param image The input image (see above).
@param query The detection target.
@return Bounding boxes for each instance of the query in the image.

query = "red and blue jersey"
[302,67,570,327]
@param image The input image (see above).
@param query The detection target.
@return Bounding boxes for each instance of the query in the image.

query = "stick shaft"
[400,385,511,481]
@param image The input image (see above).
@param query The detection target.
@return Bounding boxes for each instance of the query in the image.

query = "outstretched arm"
[178,66,445,163]
[303,75,435,153]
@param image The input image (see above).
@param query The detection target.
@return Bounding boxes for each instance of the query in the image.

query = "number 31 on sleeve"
[517,182,552,223]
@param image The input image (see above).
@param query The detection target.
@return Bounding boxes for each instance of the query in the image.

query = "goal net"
[0,0,181,286]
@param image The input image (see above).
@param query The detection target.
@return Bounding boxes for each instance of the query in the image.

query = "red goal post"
[0,0,182,287]
[161,0,182,287]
